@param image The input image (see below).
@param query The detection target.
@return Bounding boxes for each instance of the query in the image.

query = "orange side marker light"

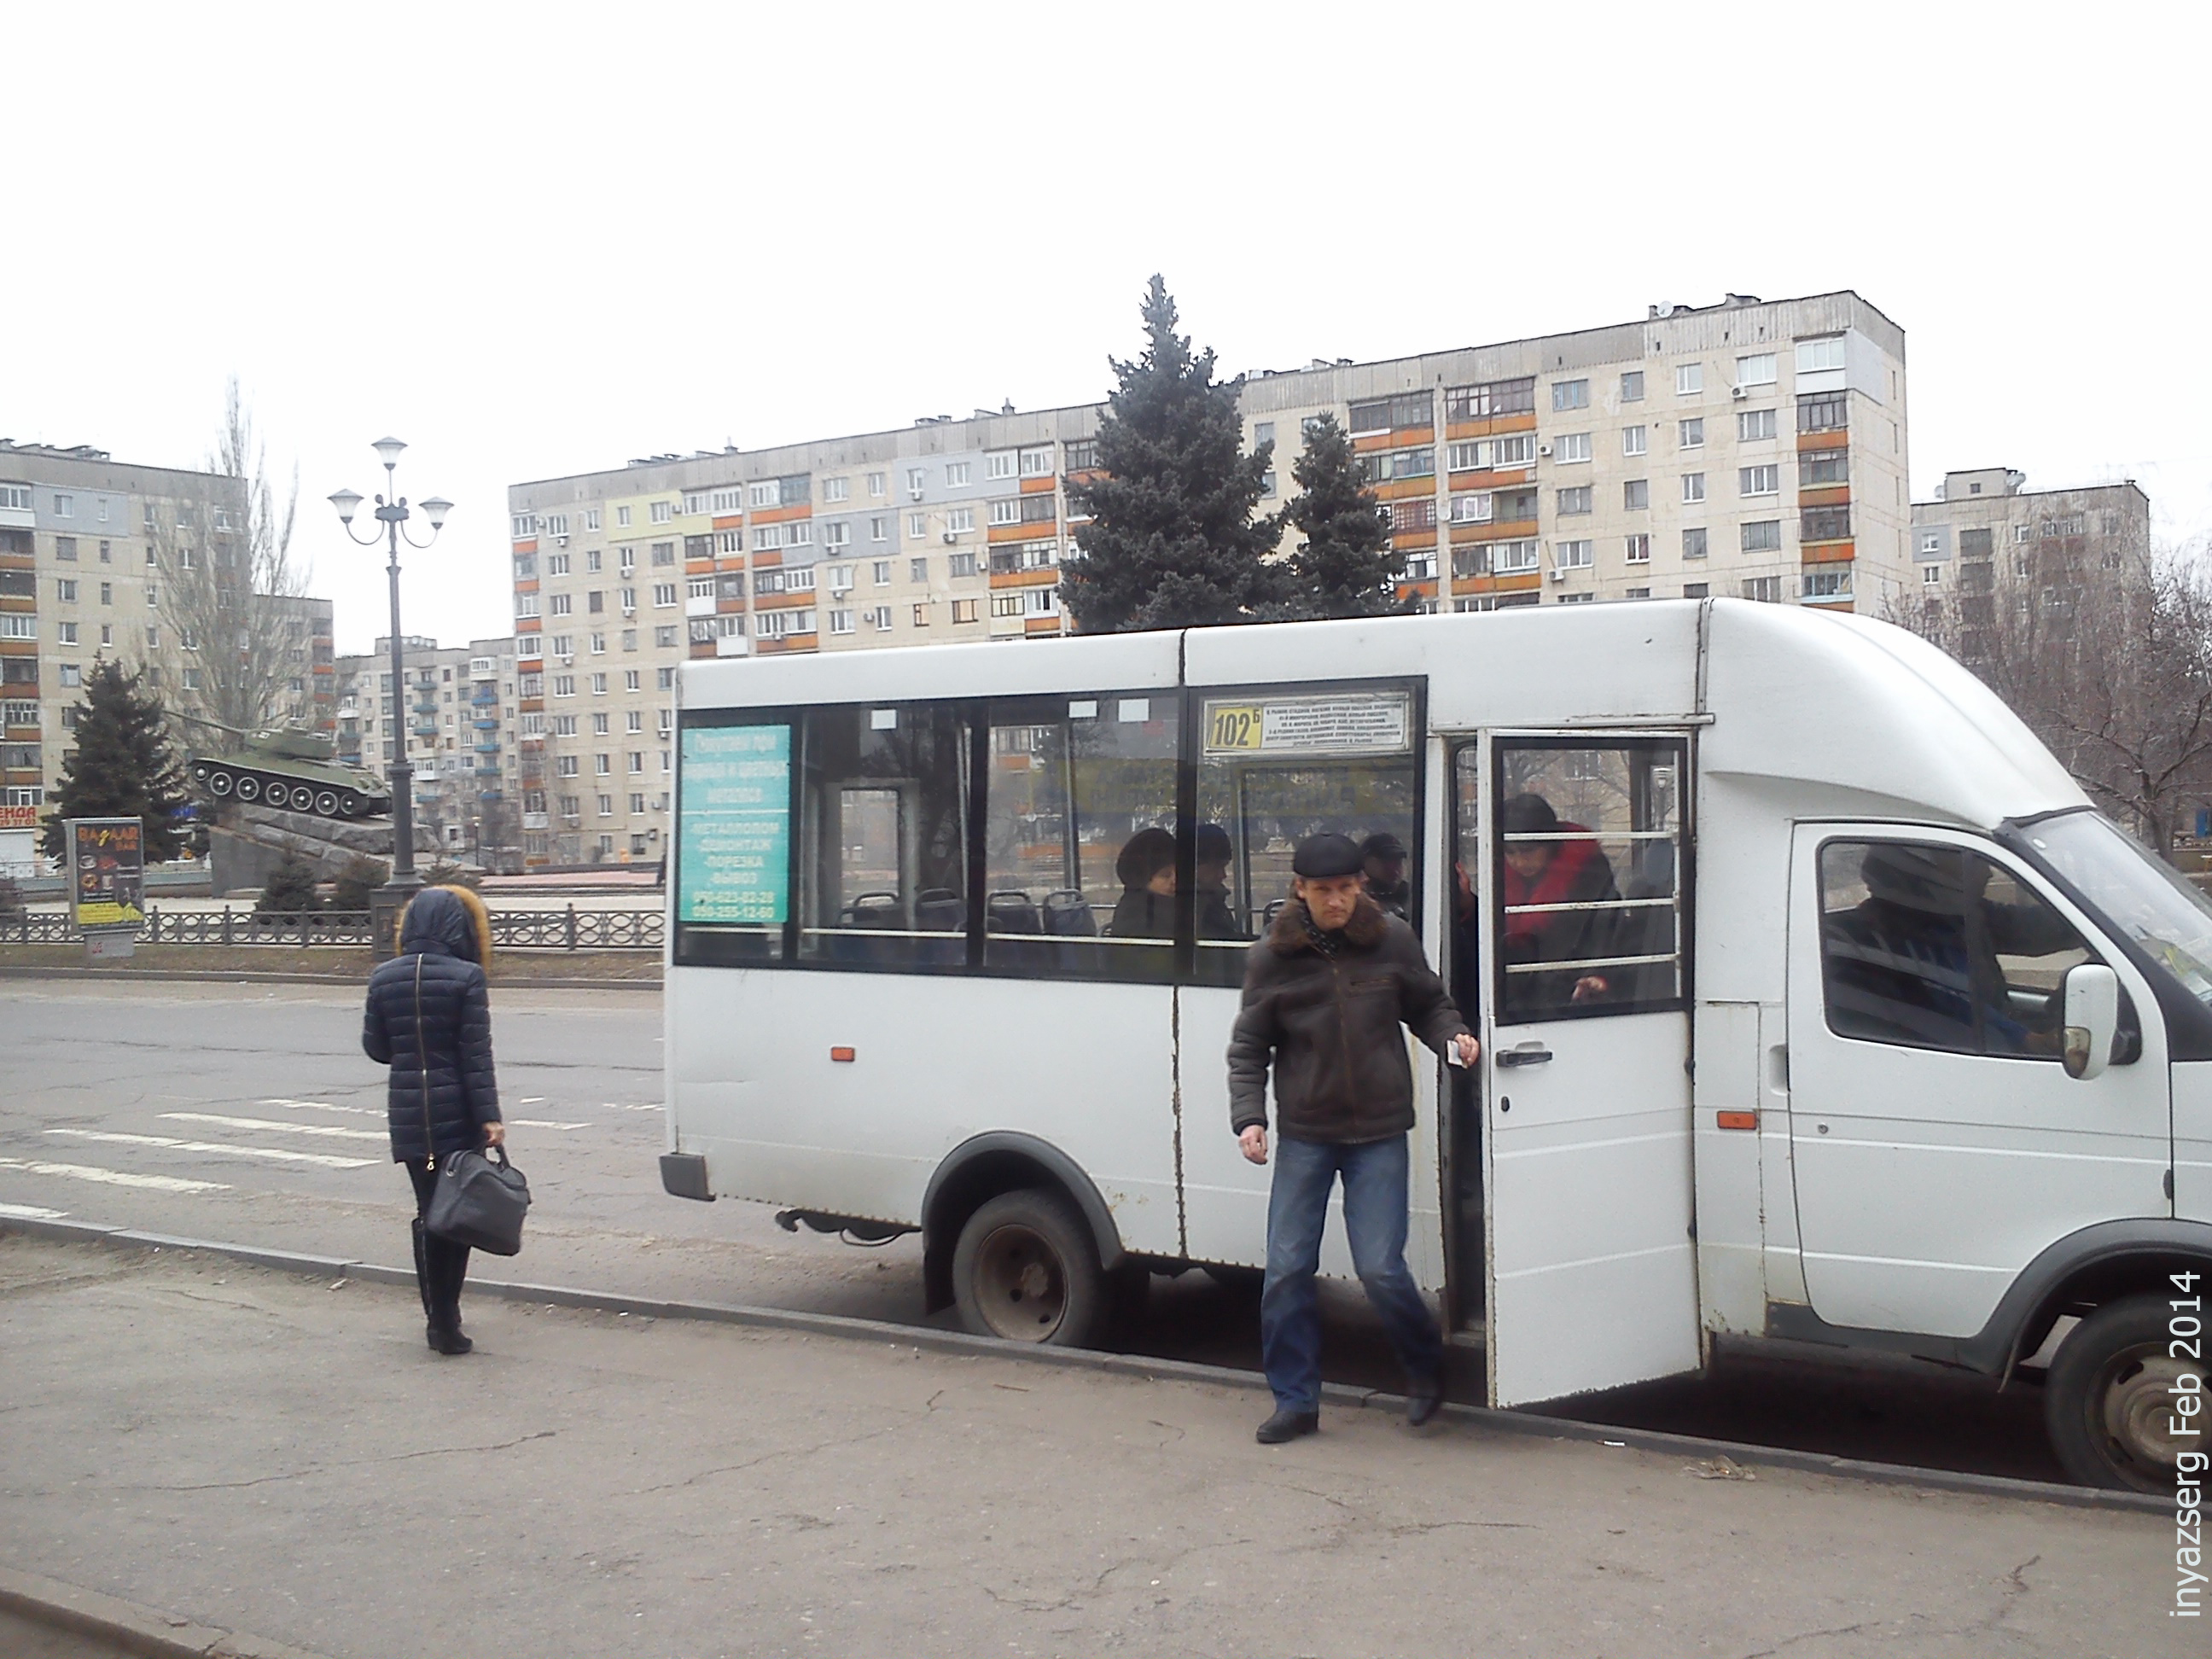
[1716,1110,1759,1131]
[830,1046,856,1063]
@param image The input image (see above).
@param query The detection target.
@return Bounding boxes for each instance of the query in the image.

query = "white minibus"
[661,599,2212,1491]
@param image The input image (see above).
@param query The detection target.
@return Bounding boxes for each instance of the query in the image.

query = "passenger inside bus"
[1361,832,1412,919]
[1195,824,1246,940]
[1109,826,1178,940]
[1821,843,2083,1057]
[1499,792,1620,1013]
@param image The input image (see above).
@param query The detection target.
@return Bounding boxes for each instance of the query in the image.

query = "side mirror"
[2062,963,2120,1080]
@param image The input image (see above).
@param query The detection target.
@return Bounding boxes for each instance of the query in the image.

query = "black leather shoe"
[1255,1408,1319,1445]
[1406,1374,1443,1427]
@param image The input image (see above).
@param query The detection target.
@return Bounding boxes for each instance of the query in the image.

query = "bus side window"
[796,703,969,970]
[981,692,1179,983]
[1191,685,1421,990]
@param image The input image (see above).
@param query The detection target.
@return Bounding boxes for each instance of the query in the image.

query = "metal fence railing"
[0,905,664,952]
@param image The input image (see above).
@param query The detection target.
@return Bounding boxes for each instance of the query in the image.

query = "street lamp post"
[329,439,451,960]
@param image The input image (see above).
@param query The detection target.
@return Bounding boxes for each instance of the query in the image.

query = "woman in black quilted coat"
[362,885,504,1355]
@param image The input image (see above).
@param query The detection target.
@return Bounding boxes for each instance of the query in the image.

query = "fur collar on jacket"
[1268,894,1392,956]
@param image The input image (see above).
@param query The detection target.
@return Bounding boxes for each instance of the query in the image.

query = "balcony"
[522,812,550,831]
[475,739,501,754]
[685,595,716,618]
[473,715,499,730]
[715,634,751,657]
[470,657,497,679]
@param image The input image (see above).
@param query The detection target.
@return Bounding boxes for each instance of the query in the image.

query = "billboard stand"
[67,817,147,964]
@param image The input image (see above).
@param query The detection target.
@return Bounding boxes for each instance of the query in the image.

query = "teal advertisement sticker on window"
[678,725,790,924]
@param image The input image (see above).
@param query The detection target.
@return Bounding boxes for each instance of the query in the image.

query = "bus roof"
[681,599,2085,834]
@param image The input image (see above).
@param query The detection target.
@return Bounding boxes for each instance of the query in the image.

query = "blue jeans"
[1260,1132,1442,1413]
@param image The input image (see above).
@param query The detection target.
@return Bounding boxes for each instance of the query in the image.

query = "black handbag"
[414,956,532,1255]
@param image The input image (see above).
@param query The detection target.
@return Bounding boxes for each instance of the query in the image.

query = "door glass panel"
[1192,684,1420,988]
[796,703,969,969]
[1493,739,1685,1021]
[981,693,1179,981]
[1819,840,2089,1058]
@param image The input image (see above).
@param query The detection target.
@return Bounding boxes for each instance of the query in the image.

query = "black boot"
[411,1218,437,1350]
[427,1237,474,1357]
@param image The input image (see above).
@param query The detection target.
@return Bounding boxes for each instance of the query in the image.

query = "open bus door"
[1460,732,1703,1408]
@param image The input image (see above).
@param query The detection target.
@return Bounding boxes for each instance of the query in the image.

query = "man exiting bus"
[1227,832,1479,1444]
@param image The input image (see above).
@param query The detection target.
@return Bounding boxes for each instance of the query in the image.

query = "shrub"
[255,853,323,917]
[330,856,387,914]
[0,873,24,922]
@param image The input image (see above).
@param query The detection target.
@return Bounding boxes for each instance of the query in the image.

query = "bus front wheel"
[2044,1294,2188,1491]
[952,1189,1104,1347]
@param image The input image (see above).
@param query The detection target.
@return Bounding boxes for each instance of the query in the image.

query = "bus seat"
[842,891,901,929]
[1041,889,1097,936]
[987,890,1042,934]
[915,888,965,932]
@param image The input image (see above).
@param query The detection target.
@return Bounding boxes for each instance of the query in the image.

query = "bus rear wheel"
[952,1189,1103,1348]
[2045,1294,2188,1491]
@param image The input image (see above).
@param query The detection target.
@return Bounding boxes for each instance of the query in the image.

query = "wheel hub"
[974,1224,1067,1342]
[2098,1348,2190,1478]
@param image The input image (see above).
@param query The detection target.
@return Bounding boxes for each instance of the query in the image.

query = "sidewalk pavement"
[0,1236,2180,1658]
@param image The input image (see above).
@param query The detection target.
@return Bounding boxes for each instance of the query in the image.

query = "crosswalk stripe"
[261,1097,381,1119]
[508,1118,585,1130]
[164,1112,384,1143]
[45,1129,375,1171]
[0,1155,231,1194]
[0,1199,69,1219]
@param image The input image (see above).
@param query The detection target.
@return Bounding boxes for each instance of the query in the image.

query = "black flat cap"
[1361,831,1407,860]
[1293,832,1365,878]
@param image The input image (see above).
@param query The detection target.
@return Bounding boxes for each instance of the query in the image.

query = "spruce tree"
[38,661,192,862]
[1061,276,1284,632]
[255,852,323,916]
[1284,411,1412,619]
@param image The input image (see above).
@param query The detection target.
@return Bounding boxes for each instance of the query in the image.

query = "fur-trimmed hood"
[398,883,492,968]
[1267,894,1393,955]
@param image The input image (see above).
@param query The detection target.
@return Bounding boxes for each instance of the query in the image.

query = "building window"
[945,462,971,486]
[1556,486,1592,516]
[1623,480,1649,511]
[55,537,76,562]
[1625,533,1651,564]
[1550,379,1589,412]
[1444,378,1535,422]
[57,622,79,644]
[1682,527,1709,559]
[1800,449,1849,487]
[1555,539,1593,570]
[946,507,974,533]
[1620,370,1644,402]
[1350,393,1434,434]
[987,451,1017,480]
[53,493,73,518]
[1923,563,1943,586]
[1743,576,1783,602]
[1802,569,1851,599]
[1448,492,1492,525]
[1741,520,1783,553]
[907,512,928,540]
[55,579,77,602]
[870,516,888,543]
[948,551,981,578]
[1797,391,1848,434]
[951,598,981,624]
[1679,418,1704,449]
[1555,432,1592,464]
[992,592,1024,619]
[867,472,886,498]
[1739,465,1778,498]
[1681,474,1706,504]
[823,477,850,503]
[1675,363,1703,396]
[1737,408,1778,442]
[1802,505,1853,543]
[1683,582,1709,598]
[1736,353,1778,387]
[828,608,855,635]
[1796,335,1847,375]
[1622,425,1647,457]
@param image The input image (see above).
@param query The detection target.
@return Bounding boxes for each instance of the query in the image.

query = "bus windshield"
[2017,811,2212,1004]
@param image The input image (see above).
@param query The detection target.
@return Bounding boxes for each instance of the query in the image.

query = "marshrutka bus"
[661,598,2212,1491]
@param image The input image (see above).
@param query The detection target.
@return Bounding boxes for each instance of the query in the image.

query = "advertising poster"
[67,817,146,931]
[677,725,791,926]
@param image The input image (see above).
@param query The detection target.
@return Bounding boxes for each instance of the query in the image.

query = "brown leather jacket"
[1225,895,1470,1144]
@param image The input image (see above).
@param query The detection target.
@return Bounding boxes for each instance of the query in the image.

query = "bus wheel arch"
[922,1132,1126,1325]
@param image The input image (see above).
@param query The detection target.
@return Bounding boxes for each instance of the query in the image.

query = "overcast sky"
[6,3,2204,654]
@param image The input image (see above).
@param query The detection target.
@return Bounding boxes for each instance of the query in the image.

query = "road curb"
[0,1214,2166,1517]
[0,1563,334,1658]
[0,965,661,990]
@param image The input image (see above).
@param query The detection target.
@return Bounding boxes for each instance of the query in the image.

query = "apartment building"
[1910,467,2151,614]
[0,440,335,840]
[335,634,521,864]
[509,289,1908,866]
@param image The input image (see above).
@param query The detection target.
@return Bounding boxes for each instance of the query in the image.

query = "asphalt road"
[0,977,2067,1483]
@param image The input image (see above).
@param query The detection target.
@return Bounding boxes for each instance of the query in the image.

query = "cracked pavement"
[0,1236,2181,1659]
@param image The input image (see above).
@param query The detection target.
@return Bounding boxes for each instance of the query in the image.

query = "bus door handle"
[1497,1045,1553,1068]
